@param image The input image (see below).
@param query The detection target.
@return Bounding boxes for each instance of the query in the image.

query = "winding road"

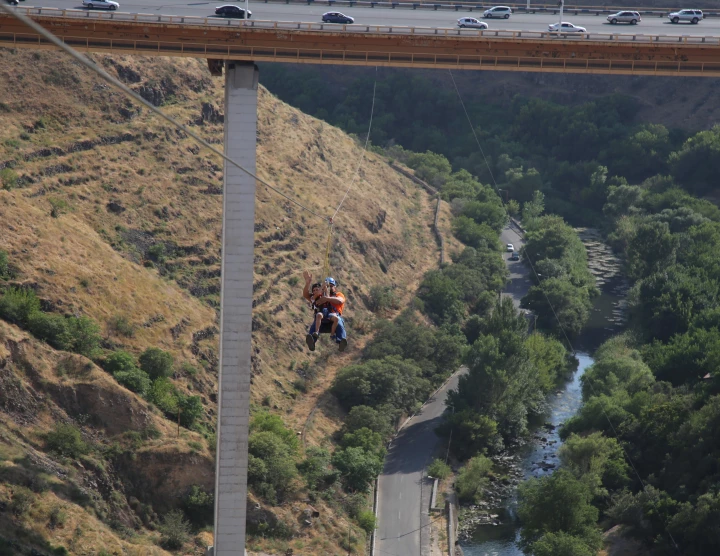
[375,222,530,556]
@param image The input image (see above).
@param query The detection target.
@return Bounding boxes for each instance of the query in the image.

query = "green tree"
[341,428,386,458]
[178,395,204,428]
[531,531,596,556]
[522,189,545,224]
[139,347,174,380]
[521,278,592,337]
[357,510,376,534]
[27,312,73,351]
[297,447,337,491]
[66,316,101,358]
[183,485,214,527]
[251,411,299,451]
[407,151,451,187]
[343,405,394,438]
[147,378,179,415]
[626,220,678,280]
[518,469,601,551]
[159,509,190,550]
[456,456,493,503]
[669,124,720,196]
[104,350,137,374]
[114,368,152,397]
[461,200,507,233]
[248,431,298,502]
[559,432,630,494]
[332,446,383,492]
[525,332,572,391]
[452,216,499,251]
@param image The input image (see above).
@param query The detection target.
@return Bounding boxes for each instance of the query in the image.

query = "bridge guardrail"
[7,8,720,45]
[258,0,720,19]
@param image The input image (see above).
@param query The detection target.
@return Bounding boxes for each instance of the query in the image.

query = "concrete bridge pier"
[210,61,259,556]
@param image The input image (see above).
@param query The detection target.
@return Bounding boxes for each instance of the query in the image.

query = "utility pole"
[558,0,564,32]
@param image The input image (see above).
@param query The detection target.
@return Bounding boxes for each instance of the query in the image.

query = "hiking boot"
[305,334,316,352]
[330,334,337,342]
[312,332,319,341]
[338,338,348,352]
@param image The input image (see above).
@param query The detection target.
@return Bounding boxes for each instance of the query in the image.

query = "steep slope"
[0,49,457,554]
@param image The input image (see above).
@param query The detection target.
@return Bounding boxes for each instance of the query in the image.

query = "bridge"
[2,2,719,556]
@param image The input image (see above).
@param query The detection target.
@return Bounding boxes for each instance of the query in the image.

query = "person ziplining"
[302,270,348,353]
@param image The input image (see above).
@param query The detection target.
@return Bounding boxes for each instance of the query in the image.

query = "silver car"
[457,17,488,29]
[668,9,703,24]
[483,6,512,19]
[607,11,641,25]
[83,0,119,8]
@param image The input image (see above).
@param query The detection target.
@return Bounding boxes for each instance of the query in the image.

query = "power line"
[448,69,681,553]
[0,3,326,221]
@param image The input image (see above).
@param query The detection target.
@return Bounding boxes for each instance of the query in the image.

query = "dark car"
[215,5,251,19]
[322,12,354,24]
[510,251,520,261]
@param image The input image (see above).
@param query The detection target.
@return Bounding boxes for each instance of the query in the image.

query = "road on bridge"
[375,222,530,556]
[17,1,720,37]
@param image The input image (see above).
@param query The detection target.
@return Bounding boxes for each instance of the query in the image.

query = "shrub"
[139,347,174,380]
[108,315,135,338]
[45,423,89,459]
[114,368,152,397]
[331,447,383,493]
[10,486,33,516]
[104,351,137,374]
[159,509,190,550]
[183,485,214,527]
[456,456,493,503]
[65,316,101,357]
[427,458,451,480]
[178,395,204,428]
[0,167,18,190]
[27,312,73,351]
[0,250,12,279]
[147,378,179,415]
[48,506,67,529]
[357,510,376,534]
[367,285,399,313]
[0,287,40,326]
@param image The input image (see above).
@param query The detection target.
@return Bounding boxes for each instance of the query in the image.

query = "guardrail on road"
[9,7,720,45]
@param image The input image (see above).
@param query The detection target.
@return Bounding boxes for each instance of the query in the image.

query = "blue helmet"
[325,277,337,286]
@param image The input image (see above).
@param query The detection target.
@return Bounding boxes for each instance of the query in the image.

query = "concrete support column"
[212,61,259,555]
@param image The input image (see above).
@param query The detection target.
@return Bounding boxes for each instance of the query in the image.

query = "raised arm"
[302,270,313,302]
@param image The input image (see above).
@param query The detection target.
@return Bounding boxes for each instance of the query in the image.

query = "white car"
[83,0,119,9]
[548,22,587,33]
[457,17,488,29]
[483,6,512,19]
[507,243,515,252]
[668,9,703,24]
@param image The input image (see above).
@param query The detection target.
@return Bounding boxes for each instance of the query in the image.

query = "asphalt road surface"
[375,223,531,556]
[15,1,720,37]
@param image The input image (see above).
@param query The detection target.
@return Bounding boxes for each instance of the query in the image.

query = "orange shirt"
[328,292,346,316]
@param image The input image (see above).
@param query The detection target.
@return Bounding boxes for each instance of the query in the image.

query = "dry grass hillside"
[0,49,459,555]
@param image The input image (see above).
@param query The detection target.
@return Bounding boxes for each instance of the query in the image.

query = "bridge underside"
[3,14,720,76]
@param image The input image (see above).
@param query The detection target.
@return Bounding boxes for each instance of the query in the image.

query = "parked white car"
[457,17,488,29]
[483,6,512,19]
[607,11,641,25]
[506,243,515,252]
[83,0,119,9]
[668,9,703,24]
[548,22,587,33]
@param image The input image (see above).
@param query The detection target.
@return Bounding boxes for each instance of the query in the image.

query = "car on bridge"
[668,9,704,24]
[82,0,119,10]
[548,22,587,33]
[607,11,641,25]
[483,6,512,19]
[322,12,355,24]
[457,17,489,29]
[214,5,251,19]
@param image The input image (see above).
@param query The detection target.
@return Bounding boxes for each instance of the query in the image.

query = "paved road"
[16,1,720,36]
[501,223,532,309]
[375,223,531,556]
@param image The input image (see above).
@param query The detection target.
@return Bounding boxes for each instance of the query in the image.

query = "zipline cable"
[448,69,681,553]
[0,3,326,221]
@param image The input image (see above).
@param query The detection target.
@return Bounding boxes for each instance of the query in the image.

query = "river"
[459,277,627,555]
